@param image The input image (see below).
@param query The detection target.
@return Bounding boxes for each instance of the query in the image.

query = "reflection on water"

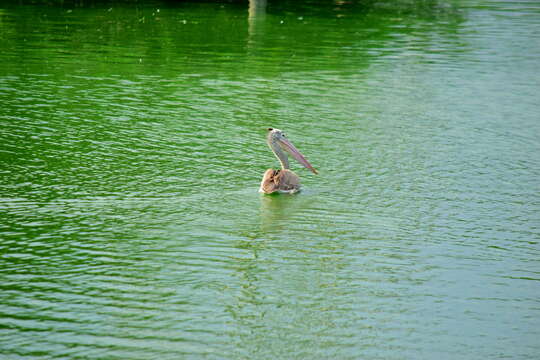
[1,0,540,359]
[249,0,267,21]
[258,193,316,232]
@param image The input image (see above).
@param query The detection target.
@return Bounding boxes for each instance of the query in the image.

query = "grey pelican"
[259,128,318,194]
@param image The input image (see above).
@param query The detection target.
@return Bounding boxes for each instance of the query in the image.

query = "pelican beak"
[278,137,318,174]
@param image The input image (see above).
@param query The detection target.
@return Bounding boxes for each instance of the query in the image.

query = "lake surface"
[1,0,539,359]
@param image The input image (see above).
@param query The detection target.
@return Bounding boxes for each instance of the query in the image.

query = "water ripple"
[1,1,540,359]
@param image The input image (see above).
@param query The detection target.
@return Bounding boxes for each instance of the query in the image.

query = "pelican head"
[266,128,318,174]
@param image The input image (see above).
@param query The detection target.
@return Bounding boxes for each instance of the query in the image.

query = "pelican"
[259,128,318,194]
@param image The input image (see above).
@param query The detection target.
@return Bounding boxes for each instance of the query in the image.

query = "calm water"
[1,0,539,359]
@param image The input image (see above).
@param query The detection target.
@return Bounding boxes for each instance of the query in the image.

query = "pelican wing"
[259,169,301,194]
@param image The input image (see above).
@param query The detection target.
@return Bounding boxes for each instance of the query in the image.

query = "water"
[1,0,539,359]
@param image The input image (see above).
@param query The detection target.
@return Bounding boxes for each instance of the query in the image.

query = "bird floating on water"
[259,128,318,194]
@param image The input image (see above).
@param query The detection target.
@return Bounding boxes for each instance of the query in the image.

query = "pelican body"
[259,128,318,194]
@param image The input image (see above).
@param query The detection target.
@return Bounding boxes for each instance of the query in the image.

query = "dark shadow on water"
[0,0,468,78]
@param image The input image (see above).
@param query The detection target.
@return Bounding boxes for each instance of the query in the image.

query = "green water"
[1,0,539,359]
